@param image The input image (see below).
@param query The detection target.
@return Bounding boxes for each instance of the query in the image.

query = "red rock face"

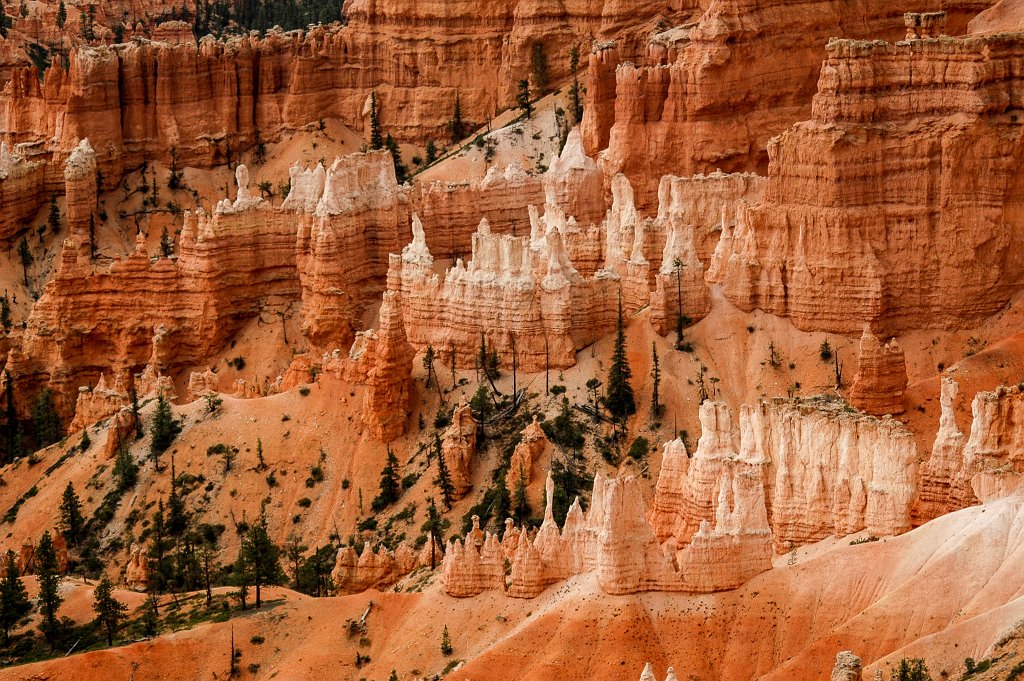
[583,0,992,208]
[849,326,908,416]
[715,33,1024,335]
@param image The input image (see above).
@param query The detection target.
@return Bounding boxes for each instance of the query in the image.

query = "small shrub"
[298,386,311,397]
[627,436,650,461]
[297,497,312,508]
[228,356,246,371]
[550,384,566,396]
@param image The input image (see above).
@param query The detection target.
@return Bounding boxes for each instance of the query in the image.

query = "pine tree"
[17,238,33,287]
[149,393,181,465]
[421,497,445,569]
[448,93,465,144]
[0,293,11,332]
[56,0,66,29]
[36,531,63,647]
[433,434,454,509]
[47,195,60,233]
[440,624,453,656]
[58,482,85,547]
[389,670,399,681]
[166,458,187,536]
[79,426,90,452]
[604,294,636,422]
[385,133,408,184]
[530,42,549,94]
[423,345,436,388]
[0,4,8,39]
[88,214,96,260]
[372,447,401,512]
[32,387,62,449]
[0,550,31,644]
[92,577,128,646]
[140,594,159,637]
[425,139,438,164]
[130,381,143,439]
[147,500,173,595]
[650,342,662,418]
[256,438,267,471]
[512,463,530,524]
[369,91,383,150]
[159,226,174,258]
[283,535,307,591]
[113,445,139,490]
[568,44,584,125]
[516,79,533,119]
[890,659,931,681]
[238,513,284,608]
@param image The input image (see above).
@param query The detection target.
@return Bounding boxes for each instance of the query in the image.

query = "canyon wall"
[713,32,1024,335]
[5,150,405,422]
[582,0,993,208]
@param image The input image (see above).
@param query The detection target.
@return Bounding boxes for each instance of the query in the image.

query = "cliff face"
[0,0,684,241]
[8,151,403,425]
[395,211,619,372]
[582,0,992,208]
[715,33,1024,335]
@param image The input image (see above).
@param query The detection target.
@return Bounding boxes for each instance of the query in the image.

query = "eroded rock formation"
[714,33,1024,335]
[849,326,908,416]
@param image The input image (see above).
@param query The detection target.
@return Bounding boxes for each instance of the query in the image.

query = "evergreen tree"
[36,531,63,647]
[440,624,453,656]
[448,93,465,144]
[56,0,66,29]
[32,387,62,449]
[568,44,584,125]
[92,577,127,646]
[283,535,307,591]
[0,550,31,644]
[0,4,8,40]
[79,425,90,451]
[516,79,533,119]
[159,225,174,258]
[88,214,96,260]
[149,393,181,465]
[385,133,408,184]
[369,91,383,150]
[423,345,436,388]
[3,371,23,464]
[47,195,61,233]
[17,238,33,287]
[650,342,662,418]
[256,438,267,471]
[140,594,159,637]
[372,447,401,512]
[238,513,284,608]
[147,500,173,595]
[433,434,454,509]
[130,381,143,439]
[890,659,931,681]
[113,445,139,490]
[512,463,530,524]
[389,670,399,681]
[421,497,445,570]
[166,458,187,536]
[20,0,27,19]
[0,293,11,332]
[425,139,438,164]
[58,482,85,547]
[530,42,549,93]
[604,294,636,421]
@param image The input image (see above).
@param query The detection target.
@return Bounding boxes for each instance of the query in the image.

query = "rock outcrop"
[951,385,1024,506]
[394,213,619,371]
[506,417,549,504]
[714,33,1024,335]
[582,0,986,208]
[332,542,424,594]
[849,326,908,416]
[441,404,478,497]
[62,138,98,255]
[8,150,404,425]
[831,652,863,681]
[915,377,966,522]
[348,291,415,443]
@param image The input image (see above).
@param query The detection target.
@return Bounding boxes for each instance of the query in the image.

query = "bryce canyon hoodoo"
[1,0,1024,679]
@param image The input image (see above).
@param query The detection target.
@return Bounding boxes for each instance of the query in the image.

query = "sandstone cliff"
[714,32,1024,335]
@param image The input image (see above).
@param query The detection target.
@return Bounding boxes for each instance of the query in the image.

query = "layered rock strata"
[394,212,619,371]
[714,32,1024,335]
[849,325,908,416]
[582,0,987,207]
